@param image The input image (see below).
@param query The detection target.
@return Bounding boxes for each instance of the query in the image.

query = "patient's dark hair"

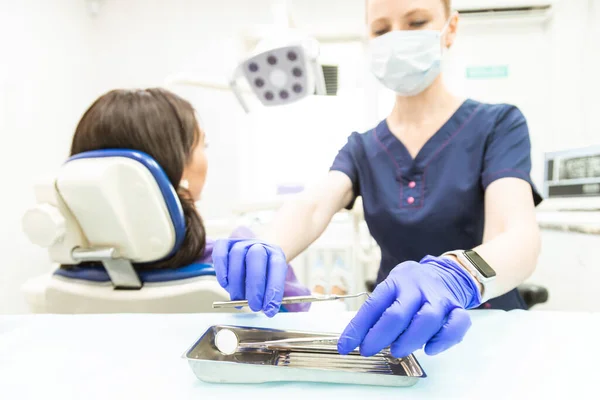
[68,88,206,270]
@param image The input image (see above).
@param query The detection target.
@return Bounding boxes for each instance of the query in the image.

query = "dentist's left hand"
[213,239,288,317]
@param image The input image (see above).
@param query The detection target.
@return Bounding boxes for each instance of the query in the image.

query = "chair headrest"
[23,149,186,265]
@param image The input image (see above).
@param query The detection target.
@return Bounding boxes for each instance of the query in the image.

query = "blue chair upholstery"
[55,262,217,283]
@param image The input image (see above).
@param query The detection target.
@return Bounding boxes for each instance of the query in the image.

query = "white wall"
[549,0,600,152]
[0,0,96,314]
[532,229,600,312]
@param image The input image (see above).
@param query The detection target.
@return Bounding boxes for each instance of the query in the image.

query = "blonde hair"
[365,1,452,19]
[442,0,451,16]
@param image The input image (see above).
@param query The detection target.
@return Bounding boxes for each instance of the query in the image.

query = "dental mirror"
[214,328,240,356]
[214,328,340,356]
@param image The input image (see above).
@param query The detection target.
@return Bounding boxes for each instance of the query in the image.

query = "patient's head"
[70,88,207,269]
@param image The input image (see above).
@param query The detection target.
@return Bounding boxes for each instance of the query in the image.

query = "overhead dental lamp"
[229,31,328,113]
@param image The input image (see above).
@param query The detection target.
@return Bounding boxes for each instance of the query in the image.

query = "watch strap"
[442,250,495,303]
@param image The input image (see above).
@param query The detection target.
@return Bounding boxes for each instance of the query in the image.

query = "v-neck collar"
[375,99,480,173]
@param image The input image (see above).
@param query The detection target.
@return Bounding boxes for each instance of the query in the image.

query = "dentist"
[214,0,542,358]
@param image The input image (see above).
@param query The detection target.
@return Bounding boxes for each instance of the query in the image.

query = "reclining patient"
[65,88,311,312]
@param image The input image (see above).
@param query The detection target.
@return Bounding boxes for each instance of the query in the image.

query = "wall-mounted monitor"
[544,146,600,198]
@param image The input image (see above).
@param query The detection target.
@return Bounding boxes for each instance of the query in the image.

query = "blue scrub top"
[330,99,542,311]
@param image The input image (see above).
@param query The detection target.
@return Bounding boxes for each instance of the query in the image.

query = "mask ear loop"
[440,12,458,51]
[441,19,452,36]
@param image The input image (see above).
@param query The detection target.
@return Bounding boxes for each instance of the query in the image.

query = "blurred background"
[0,0,599,314]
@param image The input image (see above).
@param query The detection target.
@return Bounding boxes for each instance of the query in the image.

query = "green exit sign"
[466,65,509,79]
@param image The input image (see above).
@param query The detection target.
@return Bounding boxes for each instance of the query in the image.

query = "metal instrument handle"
[212,292,369,309]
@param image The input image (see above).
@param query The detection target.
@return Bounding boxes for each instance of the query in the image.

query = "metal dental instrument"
[214,328,340,356]
[212,292,369,309]
[214,328,394,357]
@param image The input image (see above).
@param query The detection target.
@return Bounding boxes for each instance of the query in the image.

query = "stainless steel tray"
[183,325,426,387]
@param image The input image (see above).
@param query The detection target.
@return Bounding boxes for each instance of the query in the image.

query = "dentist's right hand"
[213,239,288,318]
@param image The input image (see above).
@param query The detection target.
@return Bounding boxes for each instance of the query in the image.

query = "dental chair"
[21,149,233,314]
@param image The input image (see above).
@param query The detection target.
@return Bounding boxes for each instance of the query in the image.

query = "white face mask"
[368,21,450,96]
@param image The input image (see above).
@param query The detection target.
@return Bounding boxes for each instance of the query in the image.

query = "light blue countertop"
[1,311,598,399]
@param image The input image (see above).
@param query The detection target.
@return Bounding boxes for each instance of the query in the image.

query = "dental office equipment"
[20,149,232,314]
[544,145,600,199]
[229,31,327,113]
[214,327,397,358]
[183,325,426,387]
[214,327,339,355]
[213,292,369,309]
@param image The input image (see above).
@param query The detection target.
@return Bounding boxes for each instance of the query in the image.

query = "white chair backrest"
[21,151,234,314]
[56,157,176,261]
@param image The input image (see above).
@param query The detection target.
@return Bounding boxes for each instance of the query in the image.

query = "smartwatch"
[441,249,497,302]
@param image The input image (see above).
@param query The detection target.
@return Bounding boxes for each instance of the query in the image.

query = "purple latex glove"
[213,239,288,317]
[338,255,482,358]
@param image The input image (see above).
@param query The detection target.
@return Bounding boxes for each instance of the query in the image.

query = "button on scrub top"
[330,99,542,310]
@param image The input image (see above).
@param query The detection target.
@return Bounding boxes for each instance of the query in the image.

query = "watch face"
[464,250,496,278]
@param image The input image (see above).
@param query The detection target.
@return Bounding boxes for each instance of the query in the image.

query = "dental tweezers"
[212,292,369,309]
